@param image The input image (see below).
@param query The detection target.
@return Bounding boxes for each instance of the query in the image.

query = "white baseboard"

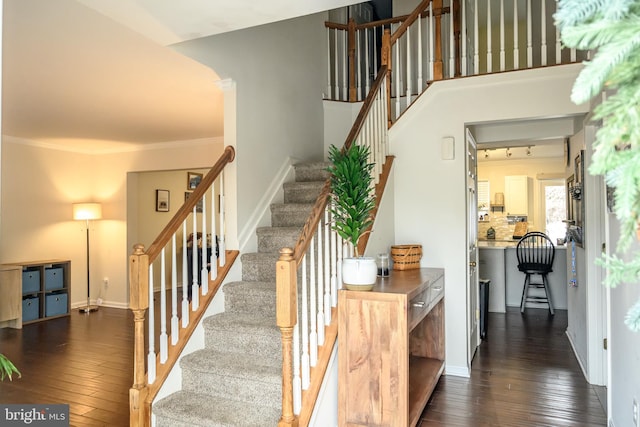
[237,157,296,251]
[445,364,470,378]
[71,300,128,310]
[565,329,589,381]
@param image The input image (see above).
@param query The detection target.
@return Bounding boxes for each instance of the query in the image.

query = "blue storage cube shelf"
[45,267,64,290]
[22,269,41,294]
[22,296,40,322]
[45,292,68,317]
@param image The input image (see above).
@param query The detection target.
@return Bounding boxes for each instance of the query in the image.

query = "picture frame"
[185,191,203,213]
[187,172,203,190]
[156,189,170,212]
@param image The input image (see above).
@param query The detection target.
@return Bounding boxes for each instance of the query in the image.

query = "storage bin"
[44,267,64,290]
[22,269,41,294]
[45,292,68,317]
[22,296,40,322]
[390,245,422,270]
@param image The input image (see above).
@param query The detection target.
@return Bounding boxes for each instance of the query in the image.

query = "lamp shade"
[73,203,102,221]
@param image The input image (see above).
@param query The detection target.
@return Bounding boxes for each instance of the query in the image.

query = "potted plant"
[327,143,377,290]
[0,353,20,381]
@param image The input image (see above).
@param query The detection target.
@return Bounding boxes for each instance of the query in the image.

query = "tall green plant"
[0,354,20,381]
[556,0,640,331]
[327,143,376,257]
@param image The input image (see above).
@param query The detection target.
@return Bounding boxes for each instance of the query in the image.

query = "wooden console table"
[338,268,445,427]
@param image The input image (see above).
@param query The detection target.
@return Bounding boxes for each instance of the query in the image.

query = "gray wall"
[173,13,328,235]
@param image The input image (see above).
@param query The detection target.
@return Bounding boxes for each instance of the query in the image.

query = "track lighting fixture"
[484,149,489,158]
[506,147,512,158]
[526,146,532,156]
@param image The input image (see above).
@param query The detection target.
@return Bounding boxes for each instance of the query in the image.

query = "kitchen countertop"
[478,240,567,250]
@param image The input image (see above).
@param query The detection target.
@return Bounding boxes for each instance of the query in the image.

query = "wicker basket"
[390,244,422,270]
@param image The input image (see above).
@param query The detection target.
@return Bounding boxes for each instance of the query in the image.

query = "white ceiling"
[2,0,361,152]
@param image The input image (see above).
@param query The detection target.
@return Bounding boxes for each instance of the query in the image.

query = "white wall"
[173,13,328,236]
[0,137,224,307]
[388,64,589,374]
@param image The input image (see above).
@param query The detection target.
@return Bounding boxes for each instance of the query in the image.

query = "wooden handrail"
[390,0,432,45]
[291,65,388,263]
[146,145,235,262]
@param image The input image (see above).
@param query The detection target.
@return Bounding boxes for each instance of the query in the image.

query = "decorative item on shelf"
[72,202,102,314]
[376,253,390,277]
[487,227,496,240]
[327,143,377,290]
[512,220,528,240]
[495,192,504,205]
[390,244,422,270]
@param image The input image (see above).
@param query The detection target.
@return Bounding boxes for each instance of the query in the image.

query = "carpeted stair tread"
[204,311,277,330]
[256,226,302,252]
[294,161,331,182]
[154,390,280,427]
[241,252,281,281]
[182,348,281,376]
[270,202,315,227]
[283,181,327,203]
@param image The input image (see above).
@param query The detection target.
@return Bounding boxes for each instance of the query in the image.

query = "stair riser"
[242,258,278,282]
[225,292,276,315]
[182,369,281,410]
[205,328,281,358]
[283,183,326,203]
[294,163,330,182]
[257,230,301,253]
[270,205,314,227]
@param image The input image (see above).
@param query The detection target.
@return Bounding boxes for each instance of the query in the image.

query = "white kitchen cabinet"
[478,248,506,313]
[505,175,529,215]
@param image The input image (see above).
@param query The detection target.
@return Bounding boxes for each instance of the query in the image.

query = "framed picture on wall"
[156,189,170,212]
[187,172,203,190]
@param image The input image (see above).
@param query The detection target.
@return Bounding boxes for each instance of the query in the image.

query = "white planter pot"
[342,257,377,291]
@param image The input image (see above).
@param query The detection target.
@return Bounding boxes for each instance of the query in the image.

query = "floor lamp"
[73,202,102,314]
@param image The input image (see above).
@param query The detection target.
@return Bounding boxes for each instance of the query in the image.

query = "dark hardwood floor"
[0,308,133,426]
[420,308,607,427]
[1,306,606,426]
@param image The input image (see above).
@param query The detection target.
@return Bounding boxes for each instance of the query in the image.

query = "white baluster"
[342,29,348,101]
[365,28,371,95]
[293,315,301,415]
[555,27,562,65]
[474,0,479,74]
[334,28,339,99]
[317,221,325,345]
[219,171,226,266]
[327,27,332,98]
[486,0,492,73]
[570,47,576,63]
[428,4,435,79]
[182,221,189,327]
[301,252,310,389]
[406,25,412,110]
[356,30,362,101]
[324,207,331,325]
[461,0,467,76]
[541,0,547,66]
[449,7,455,77]
[191,207,199,311]
[330,209,338,307]
[210,185,217,281]
[147,264,156,384]
[394,38,400,120]
[337,234,343,290]
[171,234,178,346]
[527,0,533,67]
[200,193,208,295]
[500,0,505,71]
[160,248,168,363]
[373,26,378,81]
[418,12,423,92]
[309,236,317,366]
[514,0,520,69]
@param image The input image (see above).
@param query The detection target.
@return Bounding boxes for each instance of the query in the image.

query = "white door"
[466,129,480,366]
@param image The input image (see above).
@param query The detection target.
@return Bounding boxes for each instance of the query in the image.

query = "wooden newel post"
[348,18,357,102]
[129,244,150,427]
[381,28,392,127]
[276,247,299,427]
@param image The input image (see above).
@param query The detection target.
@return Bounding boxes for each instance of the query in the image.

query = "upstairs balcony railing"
[325,0,587,122]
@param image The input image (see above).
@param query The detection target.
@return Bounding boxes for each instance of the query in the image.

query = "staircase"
[153,161,329,426]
